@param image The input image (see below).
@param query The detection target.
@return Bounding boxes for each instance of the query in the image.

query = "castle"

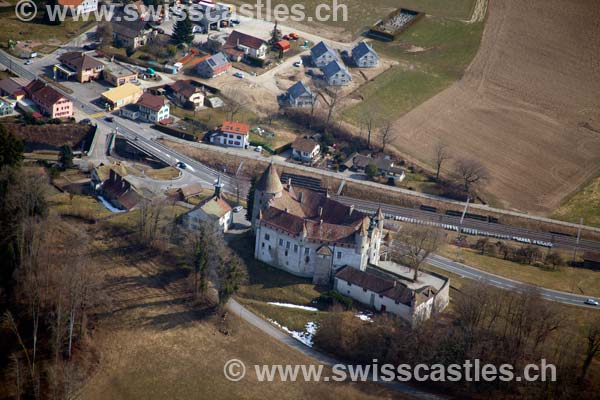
[251,164,383,285]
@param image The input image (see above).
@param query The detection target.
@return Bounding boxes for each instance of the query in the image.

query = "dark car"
[83,43,98,51]
[176,162,187,169]
[105,116,114,122]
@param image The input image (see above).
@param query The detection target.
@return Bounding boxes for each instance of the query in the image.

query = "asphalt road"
[424,253,598,308]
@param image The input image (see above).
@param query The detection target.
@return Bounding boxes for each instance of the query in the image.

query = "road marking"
[88,111,105,118]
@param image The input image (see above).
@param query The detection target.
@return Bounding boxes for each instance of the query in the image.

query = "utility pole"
[459,197,470,226]
[573,217,583,263]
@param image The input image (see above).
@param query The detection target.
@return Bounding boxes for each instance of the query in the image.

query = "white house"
[224,30,268,61]
[287,81,316,108]
[334,266,444,325]
[252,164,383,285]
[183,177,233,234]
[310,41,338,68]
[136,92,170,123]
[209,120,250,149]
[351,42,380,68]
[323,60,352,86]
[291,137,320,163]
[62,0,98,14]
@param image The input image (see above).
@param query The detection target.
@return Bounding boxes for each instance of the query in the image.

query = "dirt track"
[389,0,600,214]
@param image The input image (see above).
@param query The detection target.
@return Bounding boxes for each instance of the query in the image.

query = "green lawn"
[342,17,483,124]
[552,174,600,228]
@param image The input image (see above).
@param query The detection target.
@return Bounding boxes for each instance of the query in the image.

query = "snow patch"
[268,319,317,347]
[267,302,319,312]
[98,196,126,213]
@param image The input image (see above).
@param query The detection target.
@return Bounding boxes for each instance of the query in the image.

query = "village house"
[209,120,250,149]
[197,52,232,79]
[168,80,205,110]
[111,19,153,49]
[25,80,73,119]
[57,51,105,83]
[291,137,321,164]
[346,153,405,180]
[251,164,383,284]
[58,0,98,14]
[323,60,352,86]
[177,183,204,201]
[183,177,233,233]
[119,104,140,121]
[0,77,29,100]
[287,81,316,108]
[101,83,143,110]
[310,41,338,68]
[334,266,448,325]
[102,59,138,87]
[136,92,170,123]
[351,41,380,68]
[223,30,268,61]
[99,167,143,210]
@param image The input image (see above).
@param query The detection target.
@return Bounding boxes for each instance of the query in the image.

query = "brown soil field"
[387,0,600,214]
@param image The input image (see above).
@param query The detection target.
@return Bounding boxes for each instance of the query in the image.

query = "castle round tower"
[251,163,283,231]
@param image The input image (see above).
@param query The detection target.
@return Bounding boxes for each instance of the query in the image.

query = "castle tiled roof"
[256,163,283,194]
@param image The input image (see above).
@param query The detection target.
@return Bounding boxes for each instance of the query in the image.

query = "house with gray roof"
[196,52,232,78]
[287,81,316,108]
[310,41,338,68]
[352,42,379,68]
[111,19,152,49]
[323,60,352,86]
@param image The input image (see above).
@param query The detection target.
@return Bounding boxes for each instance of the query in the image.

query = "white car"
[233,71,244,79]
[293,60,302,67]
[254,146,262,152]
[24,60,33,65]
[192,25,204,34]
[585,298,599,306]
[233,206,243,213]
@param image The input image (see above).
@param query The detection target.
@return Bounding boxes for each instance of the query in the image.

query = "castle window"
[261,242,265,248]
[264,233,270,241]
[279,238,284,246]
[294,244,298,253]
[304,248,310,255]
[337,251,342,259]
[285,250,288,257]
[305,256,310,263]
[286,241,290,249]
[363,288,367,292]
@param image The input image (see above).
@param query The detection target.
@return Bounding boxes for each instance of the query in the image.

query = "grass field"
[231,0,476,39]
[342,17,484,125]
[0,10,95,46]
[552,174,600,228]
[438,245,600,297]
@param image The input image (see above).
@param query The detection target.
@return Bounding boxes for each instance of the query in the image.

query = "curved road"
[425,254,599,308]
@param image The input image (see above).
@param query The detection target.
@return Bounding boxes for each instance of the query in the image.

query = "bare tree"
[138,200,165,246]
[380,120,395,153]
[580,319,600,382]
[393,225,445,281]
[323,86,340,127]
[454,158,489,195]
[434,142,450,181]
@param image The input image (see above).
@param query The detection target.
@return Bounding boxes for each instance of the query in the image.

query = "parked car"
[79,118,91,124]
[104,116,114,122]
[231,19,240,25]
[233,206,243,213]
[83,43,98,50]
[24,60,33,65]
[233,71,244,79]
[254,146,262,152]
[585,298,599,306]
[293,60,302,67]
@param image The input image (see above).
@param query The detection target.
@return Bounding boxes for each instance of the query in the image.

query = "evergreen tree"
[172,14,194,46]
[245,176,256,222]
[59,144,74,169]
[0,124,24,168]
[270,21,281,44]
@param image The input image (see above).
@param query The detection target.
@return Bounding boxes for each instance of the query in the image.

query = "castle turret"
[251,163,284,231]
